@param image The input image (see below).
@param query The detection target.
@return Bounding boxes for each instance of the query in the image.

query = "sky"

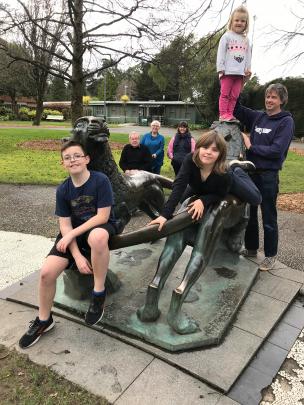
[244,0,303,83]
[3,0,304,84]
[192,0,304,84]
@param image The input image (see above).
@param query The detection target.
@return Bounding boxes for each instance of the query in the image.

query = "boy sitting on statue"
[19,140,118,349]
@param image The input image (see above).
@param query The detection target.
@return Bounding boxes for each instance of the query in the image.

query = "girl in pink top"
[216,5,252,121]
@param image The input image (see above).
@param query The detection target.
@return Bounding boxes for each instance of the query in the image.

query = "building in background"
[88,100,199,125]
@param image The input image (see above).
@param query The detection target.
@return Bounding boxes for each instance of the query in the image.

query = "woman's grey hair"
[151,120,161,127]
[265,83,288,106]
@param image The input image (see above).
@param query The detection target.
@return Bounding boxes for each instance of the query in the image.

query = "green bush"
[0,106,11,116]
[0,115,9,121]
[42,109,63,120]
[28,110,36,120]
[18,107,31,121]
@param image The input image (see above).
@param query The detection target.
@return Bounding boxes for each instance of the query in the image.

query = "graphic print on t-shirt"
[70,195,96,222]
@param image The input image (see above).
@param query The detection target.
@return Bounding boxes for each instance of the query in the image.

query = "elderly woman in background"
[141,120,165,174]
[167,121,196,176]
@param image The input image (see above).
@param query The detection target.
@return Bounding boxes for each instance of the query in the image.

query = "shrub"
[41,109,63,120]
[0,106,11,116]
[28,110,36,120]
[18,107,31,121]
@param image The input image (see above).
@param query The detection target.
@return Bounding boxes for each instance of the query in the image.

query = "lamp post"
[103,72,107,120]
[120,94,129,123]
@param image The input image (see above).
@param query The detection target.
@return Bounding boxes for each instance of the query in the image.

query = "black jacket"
[119,144,152,172]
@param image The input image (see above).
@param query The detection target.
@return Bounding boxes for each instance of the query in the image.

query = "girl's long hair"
[192,130,227,174]
[227,5,249,35]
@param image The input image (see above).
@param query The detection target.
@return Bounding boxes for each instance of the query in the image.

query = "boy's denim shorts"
[48,223,116,267]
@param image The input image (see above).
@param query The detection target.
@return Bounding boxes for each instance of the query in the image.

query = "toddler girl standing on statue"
[217,5,252,121]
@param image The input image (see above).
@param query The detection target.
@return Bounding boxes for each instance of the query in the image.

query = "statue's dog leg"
[167,202,229,334]
[137,224,196,322]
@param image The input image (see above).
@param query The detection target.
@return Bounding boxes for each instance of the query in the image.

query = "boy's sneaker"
[229,160,256,172]
[85,294,106,326]
[259,256,276,271]
[19,315,55,349]
[242,248,258,257]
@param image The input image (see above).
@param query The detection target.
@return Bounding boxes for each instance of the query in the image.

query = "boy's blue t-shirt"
[55,170,115,228]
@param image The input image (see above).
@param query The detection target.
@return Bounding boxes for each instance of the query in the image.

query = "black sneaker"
[19,315,55,349]
[229,159,256,172]
[85,294,106,326]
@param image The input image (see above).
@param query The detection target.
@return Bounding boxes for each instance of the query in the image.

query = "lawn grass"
[0,344,109,404]
[0,120,72,128]
[0,127,303,192]
[0,128,174,184]
[278,151,304,193]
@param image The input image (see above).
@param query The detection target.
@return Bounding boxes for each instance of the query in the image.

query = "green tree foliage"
[235,76,304,138]
[48,77,67,101]
[0,44,35,114]
[147,35,195,100]
[130,63,162,100]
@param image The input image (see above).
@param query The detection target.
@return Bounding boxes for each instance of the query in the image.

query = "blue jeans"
[229,167,262,206]
[244,171,279,257]
[151,164,162,175]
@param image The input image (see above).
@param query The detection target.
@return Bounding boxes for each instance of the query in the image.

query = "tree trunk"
[33,69,48,126]
[33,97,44,126]
[9,93,18,117]
[71,0,84,124]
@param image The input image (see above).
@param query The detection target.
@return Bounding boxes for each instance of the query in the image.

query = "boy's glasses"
[62,154,85,162]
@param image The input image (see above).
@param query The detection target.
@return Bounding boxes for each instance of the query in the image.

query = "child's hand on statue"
[148,215,167,231]
[187,199,204,220]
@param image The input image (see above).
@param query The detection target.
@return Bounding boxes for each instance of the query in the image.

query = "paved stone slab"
[0,231,52,290]
[281,303,304,330]
[228,366,271,405]
[250,341,288,377]
[110,325,262,393]
[267,321,301,350]
[115,358,222,405]
[216,396,240,405]
[270,267,304,284]
[0,300,154,403]
[251,271,301,302]
[233,291,289,338]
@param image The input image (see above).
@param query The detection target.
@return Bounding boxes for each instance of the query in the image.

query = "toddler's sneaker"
[19,314,55,349]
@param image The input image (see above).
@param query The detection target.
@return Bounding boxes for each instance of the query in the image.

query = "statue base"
[54,239,258,351]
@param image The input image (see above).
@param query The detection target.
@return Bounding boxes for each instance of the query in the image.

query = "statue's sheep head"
[71,116,110,145]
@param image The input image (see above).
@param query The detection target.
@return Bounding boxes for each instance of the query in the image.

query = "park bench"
[46,114,64,121]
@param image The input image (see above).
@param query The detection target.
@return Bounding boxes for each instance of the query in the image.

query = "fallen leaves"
[278,193,304,214]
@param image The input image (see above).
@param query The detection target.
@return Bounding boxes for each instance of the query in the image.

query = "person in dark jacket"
[234,83,295,271]
[167,121,196,175]
[119,131,152,174]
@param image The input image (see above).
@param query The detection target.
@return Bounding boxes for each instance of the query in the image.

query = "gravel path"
[1,183,303,271]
